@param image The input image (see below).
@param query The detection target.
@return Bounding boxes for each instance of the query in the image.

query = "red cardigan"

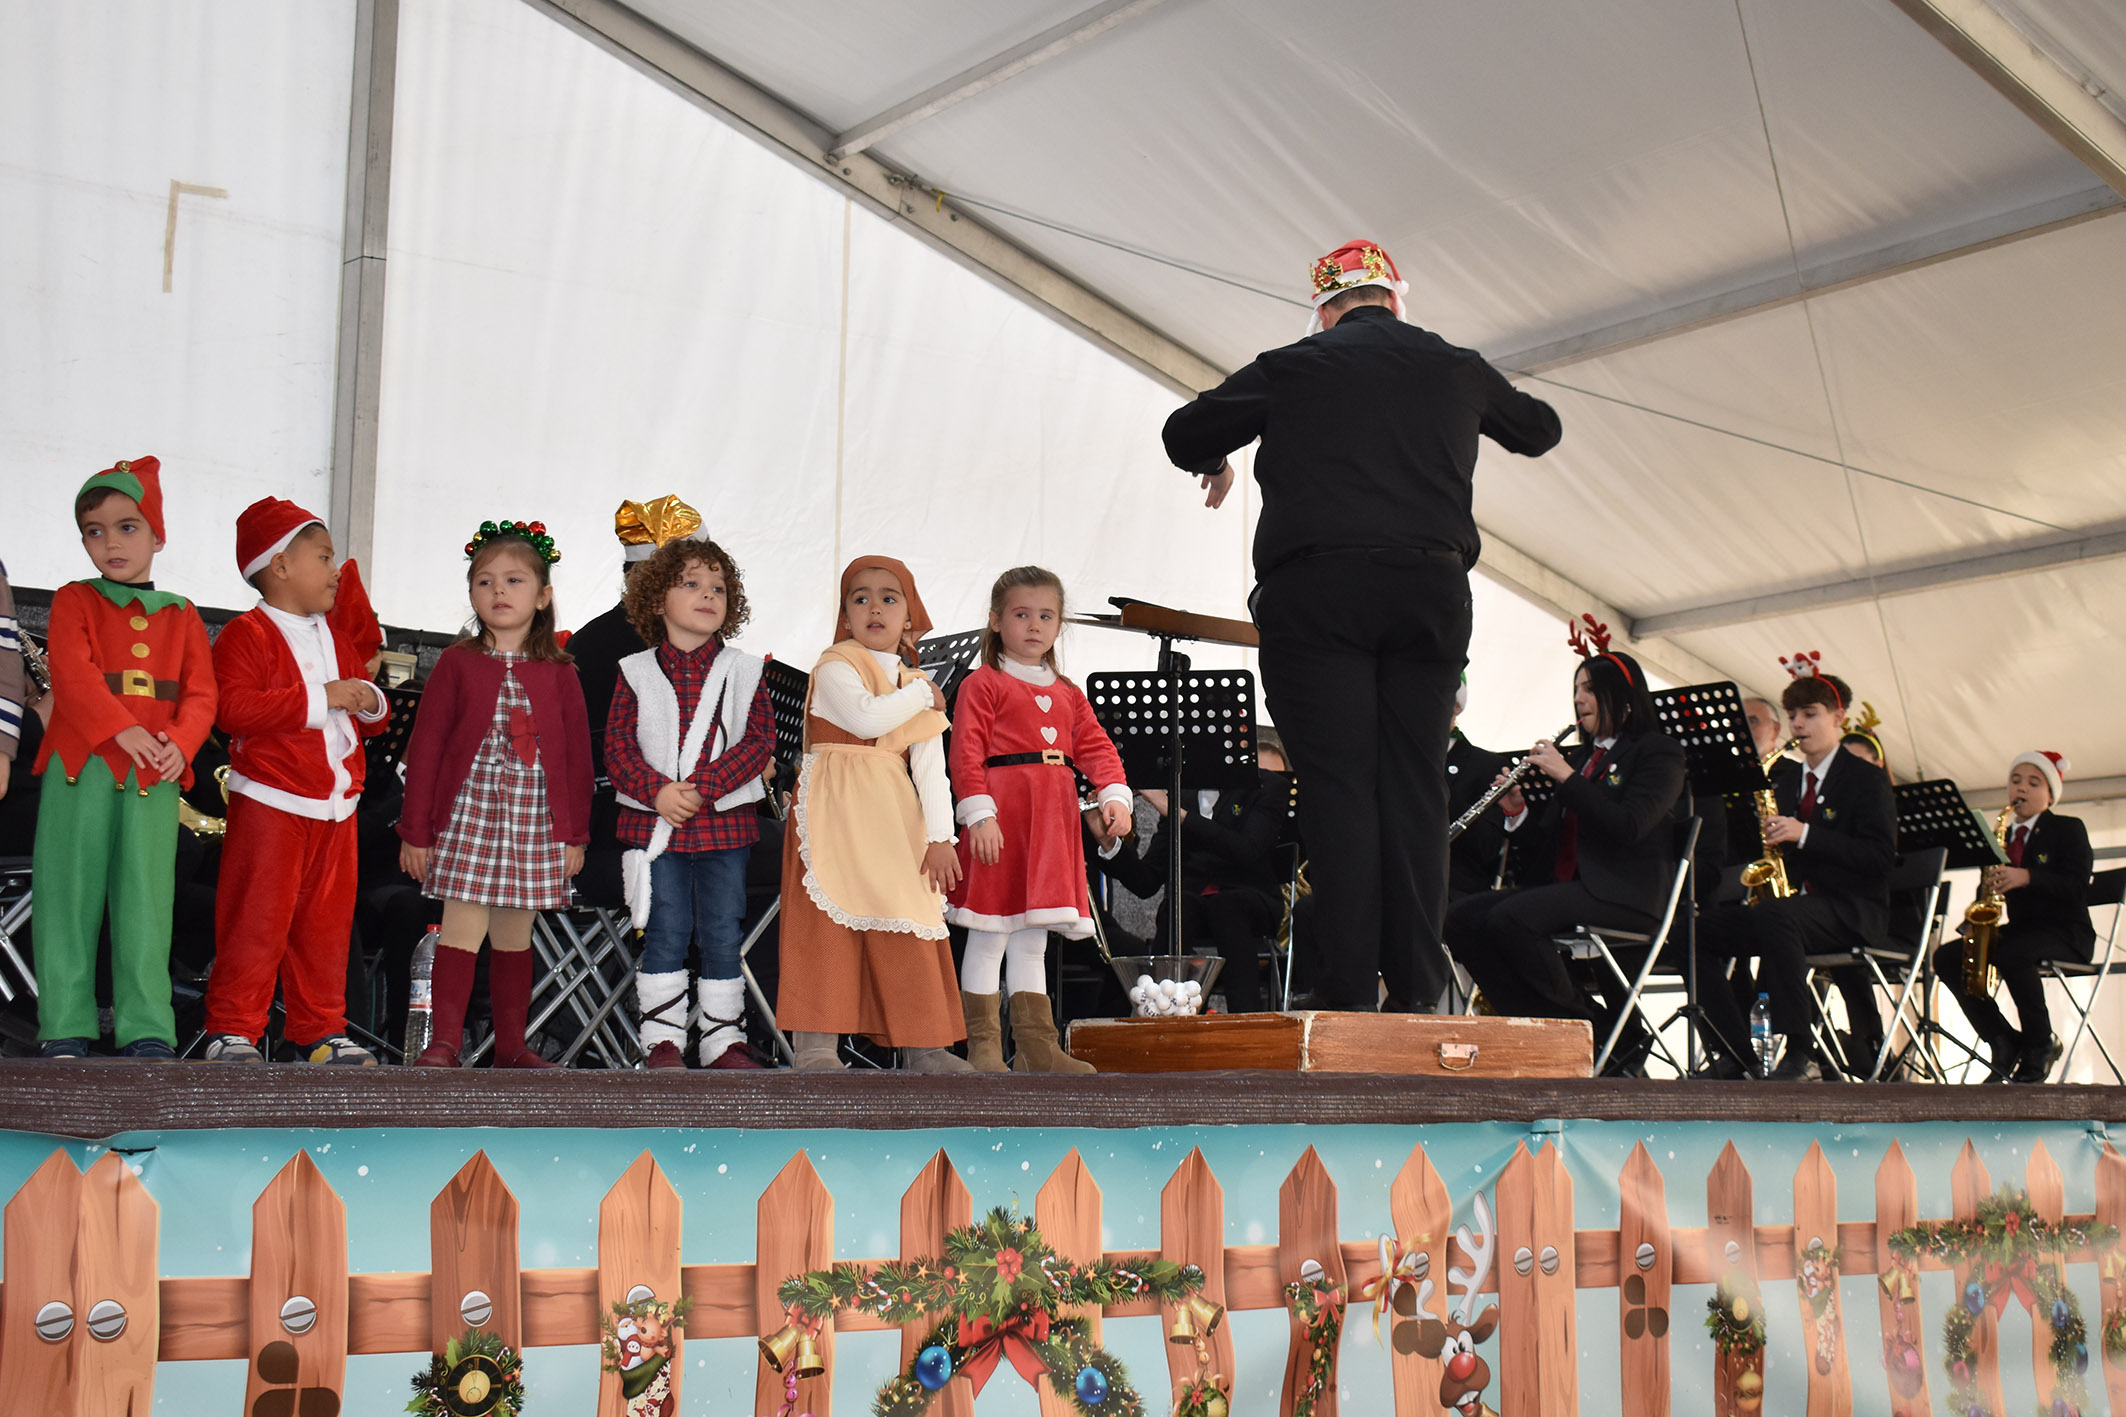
[397,645,593,849]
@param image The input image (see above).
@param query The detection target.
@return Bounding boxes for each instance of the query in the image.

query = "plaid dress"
[425,654,570,909]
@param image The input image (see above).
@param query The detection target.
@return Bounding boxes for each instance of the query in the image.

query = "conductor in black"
[1160,238,1563,1011]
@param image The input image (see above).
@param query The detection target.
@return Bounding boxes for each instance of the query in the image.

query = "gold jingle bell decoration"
[1169,1293,1226,1345]
[759,1322,827,1378]
[443,1353,503,1416]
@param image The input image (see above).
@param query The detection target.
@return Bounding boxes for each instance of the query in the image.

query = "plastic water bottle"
[1750,992,1775,1076]
[404,926,439,1062]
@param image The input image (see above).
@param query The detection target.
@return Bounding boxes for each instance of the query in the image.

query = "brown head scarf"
[837,555,932,664]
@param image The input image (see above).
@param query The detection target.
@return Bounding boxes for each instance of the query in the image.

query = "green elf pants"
[31,756,179,1046]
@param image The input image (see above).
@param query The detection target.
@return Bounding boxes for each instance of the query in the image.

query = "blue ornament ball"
[1964,1280,1985,1314]
[2075,1341,2089,1373]
[2054,1299,2071,1327]
[1075,1366,1108,1405]
[915,1345,953,1391]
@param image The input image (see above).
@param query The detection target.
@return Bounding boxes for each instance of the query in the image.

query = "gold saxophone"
[1740,739,1799,906]
[1961,806,2015,995]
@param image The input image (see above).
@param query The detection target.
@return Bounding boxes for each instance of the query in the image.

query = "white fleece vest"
[615,644,767,928]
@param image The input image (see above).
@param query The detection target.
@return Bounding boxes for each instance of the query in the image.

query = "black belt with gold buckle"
[105,670,178,701]
[986,750,1072,768]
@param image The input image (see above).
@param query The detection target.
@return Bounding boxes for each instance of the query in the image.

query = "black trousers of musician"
[1254,548,1470,1010]
[1445,885,1656,1033]
[1696,897,1878,1064]
[1933,923,2088,1047]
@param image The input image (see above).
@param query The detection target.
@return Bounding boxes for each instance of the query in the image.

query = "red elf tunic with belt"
[945,659,1129,937]
[205,499,392,1047]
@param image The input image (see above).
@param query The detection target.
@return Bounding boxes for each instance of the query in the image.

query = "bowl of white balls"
[1109,955,1224,1018]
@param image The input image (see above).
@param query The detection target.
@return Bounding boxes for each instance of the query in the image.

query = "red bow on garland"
[1983,1255,2041,1316]
[955,1310,1051,1395]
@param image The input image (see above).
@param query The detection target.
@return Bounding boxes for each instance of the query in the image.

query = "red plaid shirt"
[604,639,772,853]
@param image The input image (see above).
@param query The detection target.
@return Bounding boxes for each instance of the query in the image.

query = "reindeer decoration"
[1394,1192,1501,1417]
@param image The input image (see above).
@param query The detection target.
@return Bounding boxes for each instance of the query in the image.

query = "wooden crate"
[1064,1010,1592,1077]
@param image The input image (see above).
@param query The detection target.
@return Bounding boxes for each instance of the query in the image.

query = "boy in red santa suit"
[201,499,390,1063]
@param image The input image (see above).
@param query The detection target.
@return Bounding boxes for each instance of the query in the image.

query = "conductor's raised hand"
[922,841,962,894]
[1527,738,1572,783]
[1200,460,1235,510]
[969,816,1003,866]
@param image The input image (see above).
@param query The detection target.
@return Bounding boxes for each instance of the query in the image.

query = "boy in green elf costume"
[31,456,217,1057]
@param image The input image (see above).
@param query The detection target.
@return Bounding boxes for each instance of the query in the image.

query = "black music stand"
[363,684,424,781]
[1646,681,1770,1072]
[917,628,986,708]
[760,658,810,818]
[1086,669,1258,955]
[1889,778,2005,1078]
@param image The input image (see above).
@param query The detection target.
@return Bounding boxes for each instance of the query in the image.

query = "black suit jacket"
[1160,304,1562,577]
[1447,731,1509,897]
[567,599,649,783]
[1776,751,1899,949]
[2005,810,2096,952]
[1514,731,1689,917]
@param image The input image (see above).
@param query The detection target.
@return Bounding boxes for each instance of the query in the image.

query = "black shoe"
[2009,1034,2063,1085]
[1768,1054,1823,1082]
[118,1038,178,1060]
[1693,1053,1749,1081]
[38,1037,91,1060]
[1982,1032,2020,1084]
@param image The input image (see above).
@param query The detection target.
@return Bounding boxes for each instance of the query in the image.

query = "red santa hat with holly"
[2011,749,2070,806]
[1306,239,1408,335]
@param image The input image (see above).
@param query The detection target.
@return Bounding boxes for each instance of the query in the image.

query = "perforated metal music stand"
[1881,778,2006,1080]
[917,628,985,707]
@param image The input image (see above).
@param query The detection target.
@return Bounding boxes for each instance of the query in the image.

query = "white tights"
[960,928,1049,995]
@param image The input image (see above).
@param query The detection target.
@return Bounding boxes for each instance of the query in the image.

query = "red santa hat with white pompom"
[2011,750,2070,805]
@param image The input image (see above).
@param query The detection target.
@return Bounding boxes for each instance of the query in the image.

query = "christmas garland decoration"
[1283,1272,1346,1417]
[774,1207,1204,1417]
[407,1328,526,1417]
[1886,1185,2116,1417]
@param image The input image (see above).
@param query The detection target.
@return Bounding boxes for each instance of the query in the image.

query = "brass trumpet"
[1740,739,1799,906]
[1961,805,2016,995]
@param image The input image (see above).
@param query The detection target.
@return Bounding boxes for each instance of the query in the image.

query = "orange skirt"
[774,840,965,1046]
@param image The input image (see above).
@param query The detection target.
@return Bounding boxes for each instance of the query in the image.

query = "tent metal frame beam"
[528,0,1223,396]
[1887,0,2126,199]
[328,0,398,571]
[1634,523,2126,636]
[1970,776,2126,811]
[825,0,1169,163]
[1495,184,2121,375]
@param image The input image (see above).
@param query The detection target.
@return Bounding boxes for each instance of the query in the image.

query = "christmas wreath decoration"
[407,1328,526,1417]
[1171,1374,1231,1417]
[1283,1269,1346,1417]
[1886,1185,2116,1417]
[1705,1272,1767,1358]
[773,1207,1204,1417]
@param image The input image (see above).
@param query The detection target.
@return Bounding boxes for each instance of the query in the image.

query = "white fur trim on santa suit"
[614,644,767,928]
[240,516,326,582]
[2011,749,2070,804]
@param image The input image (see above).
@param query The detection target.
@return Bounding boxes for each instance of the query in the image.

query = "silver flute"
[1446,722,1579,841]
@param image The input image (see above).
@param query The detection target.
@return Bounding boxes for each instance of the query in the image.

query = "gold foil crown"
[614,495,704,554]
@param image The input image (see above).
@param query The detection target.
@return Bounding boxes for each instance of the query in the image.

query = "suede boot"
[903,1047,975,1074]
[1008,992,1095,1075]
[961,991,1009,1073]
[792,1031,846,1072]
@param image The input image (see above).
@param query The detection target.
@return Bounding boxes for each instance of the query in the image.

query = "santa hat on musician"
[1306,239,1408,334]
[78,456,167,541]
[235,497,326,583]
[2011,750,2070,805]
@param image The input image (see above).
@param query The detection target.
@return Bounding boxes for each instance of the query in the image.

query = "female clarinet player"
[1442,615,1688,1074]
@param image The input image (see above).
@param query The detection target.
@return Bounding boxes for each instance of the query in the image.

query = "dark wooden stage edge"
[1,1061,2123,1138]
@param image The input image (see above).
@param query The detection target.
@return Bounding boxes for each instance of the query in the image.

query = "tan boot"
[1008,992,1095,1074]
[961,992,1009,1074]
[791,1031,846,1072]
[903,1047,975,1074]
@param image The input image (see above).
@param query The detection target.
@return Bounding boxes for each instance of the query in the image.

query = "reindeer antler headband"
[1566,612,1636,686]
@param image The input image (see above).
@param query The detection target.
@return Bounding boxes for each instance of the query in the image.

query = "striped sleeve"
[0,572,24,757]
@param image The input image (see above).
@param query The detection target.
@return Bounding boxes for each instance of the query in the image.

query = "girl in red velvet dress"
[947,566,1131,1073]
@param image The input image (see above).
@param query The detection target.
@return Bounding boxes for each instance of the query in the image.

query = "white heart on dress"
[1041,726,1058,745]
[1034,695,1053,713]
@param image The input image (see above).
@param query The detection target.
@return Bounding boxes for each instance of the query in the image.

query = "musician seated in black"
[1134,736,1299,1014]
[1694,672,1896,1081]
[1443,649,1686,1065]
[1933,751,2093,1084]
[1446,681,1509,903]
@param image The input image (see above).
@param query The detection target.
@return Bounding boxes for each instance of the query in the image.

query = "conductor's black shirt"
[1161,304,1563,577]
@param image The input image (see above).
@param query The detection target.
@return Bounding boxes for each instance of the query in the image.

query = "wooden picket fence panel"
[1,1136,2124,1415]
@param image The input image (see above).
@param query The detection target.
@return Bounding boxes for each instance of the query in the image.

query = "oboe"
[1447,722,1579,841]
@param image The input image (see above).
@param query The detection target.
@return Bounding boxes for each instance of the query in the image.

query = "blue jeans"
[641,846,750,977]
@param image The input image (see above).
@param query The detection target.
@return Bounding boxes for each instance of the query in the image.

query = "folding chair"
[2046,867,2126,1084]
[1550,816,1700,1074]
[1800,846,1948,1082]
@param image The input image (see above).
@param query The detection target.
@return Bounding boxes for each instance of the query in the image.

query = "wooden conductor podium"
[1066,1011,1593,1078]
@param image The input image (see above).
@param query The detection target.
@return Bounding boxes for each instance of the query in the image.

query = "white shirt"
[225,601,386,821]
[1504,735,1614,833]
[809,649,954,843]
[957,657,1131,827]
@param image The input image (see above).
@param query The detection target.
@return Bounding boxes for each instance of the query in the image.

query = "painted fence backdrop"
[1,1136,2124,1415]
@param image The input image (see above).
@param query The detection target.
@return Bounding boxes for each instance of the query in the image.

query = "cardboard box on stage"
[1065,1010,1592,1077]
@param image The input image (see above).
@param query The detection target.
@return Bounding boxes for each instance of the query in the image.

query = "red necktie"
[2008,825,2027,867]
[1797,769,1820,821]
[1552,746,1608,884]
